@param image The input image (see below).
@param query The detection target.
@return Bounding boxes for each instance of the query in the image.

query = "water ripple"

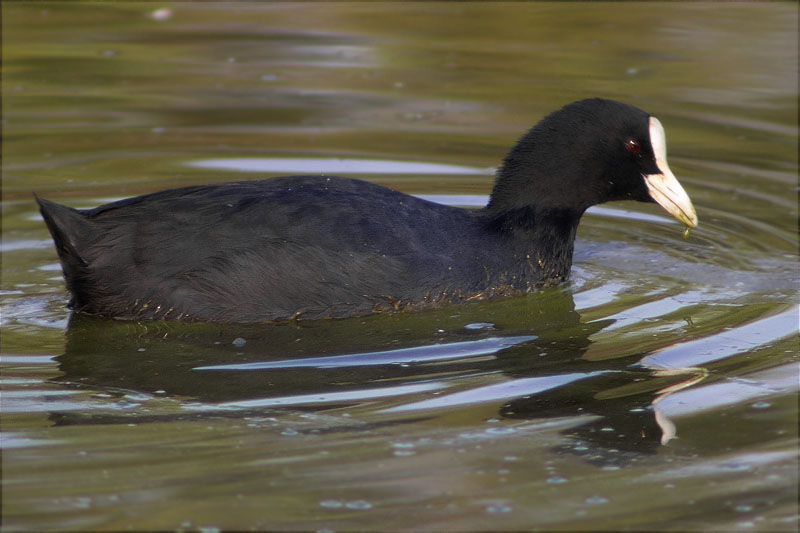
[640,306,798,369]
[194,335,535,370]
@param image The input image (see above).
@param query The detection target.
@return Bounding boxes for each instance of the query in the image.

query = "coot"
[37,98,697,323]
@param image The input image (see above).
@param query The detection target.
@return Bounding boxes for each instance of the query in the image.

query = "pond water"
[2,3,798,531]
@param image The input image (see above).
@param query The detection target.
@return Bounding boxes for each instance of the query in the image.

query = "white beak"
[644,117,698,228]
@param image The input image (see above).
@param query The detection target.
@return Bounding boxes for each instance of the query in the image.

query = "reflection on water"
[187,157,491,175]
[47,295,682,465]
[194,335,537,370]
[640,306,799,369]
[2,2,797,531]
[53,290,586,403]
[45,291,796,464]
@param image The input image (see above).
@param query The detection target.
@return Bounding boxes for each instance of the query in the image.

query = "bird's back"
[39,176,494,322]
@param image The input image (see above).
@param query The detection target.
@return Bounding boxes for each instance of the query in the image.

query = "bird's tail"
[35,195,95,307]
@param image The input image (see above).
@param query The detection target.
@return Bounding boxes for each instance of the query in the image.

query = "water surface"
[2,3,798,531]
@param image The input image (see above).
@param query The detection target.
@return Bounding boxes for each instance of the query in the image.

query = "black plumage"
[37,98,697,323]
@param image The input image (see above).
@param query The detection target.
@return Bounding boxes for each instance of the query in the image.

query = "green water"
[2,3,798,531]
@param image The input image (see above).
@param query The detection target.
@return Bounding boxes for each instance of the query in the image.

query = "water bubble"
[281,428,299,436]
[464,322,495,330]
[485,427,515,435]
[319,500,342,509]
[345,500,372,510]
[721,463,751,472]
[735,504,755,513]
[751,401,771,409]
[485,503,512,514]
[546,476,567,484]
[391,443,415,456]
[393,450,416,457]
[147,8,173,21]
[585,496,609,505]
[73,496,91,509]
[232,337,246,347]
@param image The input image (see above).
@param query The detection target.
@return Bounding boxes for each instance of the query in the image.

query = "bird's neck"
[481,204,582,287]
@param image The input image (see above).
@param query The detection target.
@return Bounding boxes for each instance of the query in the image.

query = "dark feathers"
[37,99,691,323]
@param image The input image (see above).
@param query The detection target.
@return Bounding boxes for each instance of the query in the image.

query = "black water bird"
[37,98,698,323]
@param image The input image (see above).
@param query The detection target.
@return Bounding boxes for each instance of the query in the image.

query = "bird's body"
[37,98,698,323]
[36,176,576,322]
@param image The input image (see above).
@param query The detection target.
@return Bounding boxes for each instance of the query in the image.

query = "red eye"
[625,139,641,154]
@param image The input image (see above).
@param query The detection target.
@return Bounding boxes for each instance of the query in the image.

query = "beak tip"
[643,173,698,230]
